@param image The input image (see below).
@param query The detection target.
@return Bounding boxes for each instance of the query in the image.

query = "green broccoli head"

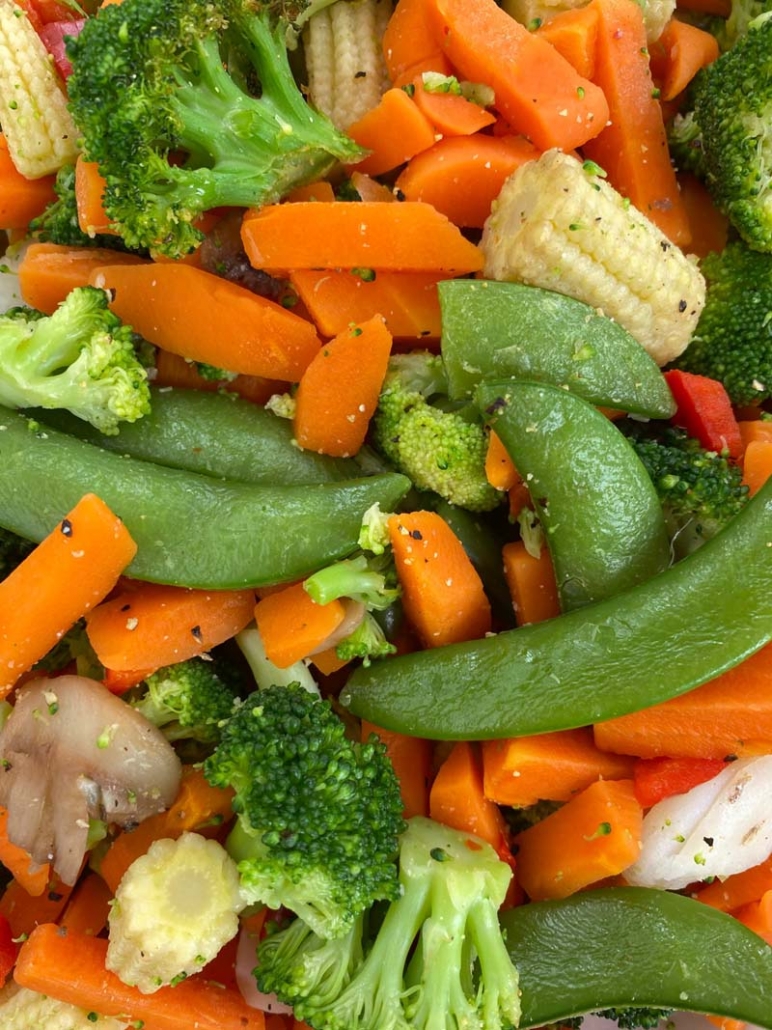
[131,657,240,745]
[335,611,397,666]
[66,0,363,258]
[0,287,150,434]
[692,13,772,251]
[594,1009,674,1029]
[203,684,405,940]
[626,423,749,557]
[303,553,401,611]
[372,353,502,513]
[715,0,772,49]
[674,241,772,405]
[257,815,521,1030]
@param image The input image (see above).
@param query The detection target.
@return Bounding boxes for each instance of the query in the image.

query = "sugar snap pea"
[502,887,772,1028]
[478,379,671,610]
[341,473,772,739]
[0,410,410,589]
[439,279,676,418]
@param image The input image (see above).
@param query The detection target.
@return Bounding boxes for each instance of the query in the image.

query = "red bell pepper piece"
[664,369,743,459]
[38,18,85,80]
[633,755,729,808]
[0,914,19,988]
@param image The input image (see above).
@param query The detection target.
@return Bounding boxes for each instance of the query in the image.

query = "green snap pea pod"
[438,279,676,418]
[478,379,671,611]
[341,472,772,739]
[502,887,772,1028]
[34,387,364,486]
[0,410,410,589]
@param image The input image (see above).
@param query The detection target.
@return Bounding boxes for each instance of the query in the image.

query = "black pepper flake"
[120,603,132,612]
[60,518,73,537]
[394,189,406,202]
[703,836,715,847]
[485,396,508,416]
[191,625,203,642]
[354,69,367,78]
[678,299,687,313]
[725,754,738,762]
[48,890,64,902]
[409,529,423,540]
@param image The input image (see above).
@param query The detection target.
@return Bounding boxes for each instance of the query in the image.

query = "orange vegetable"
[739,419,772,451]
[395,133,540,229]
[0,873,74,939]
[707,1018,746,1030]
[430,741,513,857]
[285,180,336,203]
[733,889,772,947]
[0,133,56,229]
[84,582,255,672]
[742,439,772,497]
[677,173,730,259]
[501,540,560,627]
[288,269,443,341]
[513,779,643,901]
[482,728,636,807]
[362,720,433,819]
[240,201,485,275]
[347,88,437,177]
[17,242,147,315]
[388,511,492,647]
[0,493,136,697]
[534,2,600,80]
[59,872,113,937]
[381,0,449,83]
[99,766,235,893]
[583,0,691,246]
[650,17,719,101]
[152,348,286,405]
[253,581,346,668]
[294,315,393,457]
[409,78,497,136]
[15,923,266,1030]
[696,856,772,912]
[0,806,49,897]
[391,54,455,88]
[485,431,520,492]
[74,156,118,237]
[593,640,772,758]
[424,0,609,151]
[89,262,322,381]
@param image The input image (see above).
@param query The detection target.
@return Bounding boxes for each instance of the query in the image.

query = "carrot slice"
[513,779,643,900]
[501,540,560,627]
[240,201,485,276]
[0,133,56,229]
[15,923,266,1030]
[485,430,520,491]
[582,0,691,245]
[84,582,255,672]
[409,78,497,136]
[0,493,136,697]
[482,728,636,807]
[254,581,346,668]
[388,510,492,647]
[362,720,433,819]
[58,871,113,937]
[535,2,600,79]
[0,806,49,897]
[17,242,147,315]
[294,315,393,457]
[742,439,772,497]
[395,133,540,228]
[733,890,772,947]
[74,156,118,236]
[0,873,74,939]
[152,348,286,405]
[430,741,513,857]
[696,857,772,912]
[424,0,609,151]
[89,262,322,381]
[347,88,437,177]
[651,18,719,102]
[381,0,449,83]
[677,172,730,260]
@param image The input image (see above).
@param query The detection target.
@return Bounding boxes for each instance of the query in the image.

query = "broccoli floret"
[691,13,772,252]
[256,815,521,1030]
[371,352,502,513]
[594,1008,674,1028]
[714,0,772,48]
[667,110,707,177]
[626,423,748,556]
[0,526,34,579]
[66,0,363,258]
[130,657,240,745]
[674,241,772,405]
[0,287,150,434]
[304,553,400,611]
[191,361,239,382]
[335,611,397,666]
[203,683,404,940]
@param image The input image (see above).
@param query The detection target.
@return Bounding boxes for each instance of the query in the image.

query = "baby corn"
[481,149,706,366]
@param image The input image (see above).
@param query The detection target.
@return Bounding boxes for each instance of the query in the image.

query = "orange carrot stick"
[362,720,433,819]
[395,133,540,229]
[424,0,609,151]
[0,873,75,939]
[0,806,49,897]
[696,856,772,912]
[482,728,636,807]
[294,315,393,457]
[738,420,772,451]
[381,0,450,83]
[58,871,113,937]
[240,201,485,276]
[99,767,234,894]
[430,741,513,857]
[513,779,643,900]
[582,0,691,246]
[677,172,730,260]
[17,242,147,315]
[742,439,772,497]
[653,17,719,101]
[733,890,772,947]
[485,430,520,491]
[347,88,437,177]
[535,2,600,80]
[84,582,255,672]
[501,539,560,627]
[409,78,497,137]
[253,581,346,668]
[0,134,56,229]
[152,348,286,405]
[15,923,266,1030]
[89,262,322,381]
[388,510,492,648]
[0,493,136,697]
[74,156,118,237]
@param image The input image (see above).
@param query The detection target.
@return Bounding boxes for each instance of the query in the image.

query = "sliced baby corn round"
[481,149,706,366]
[304,0,393,130]
[0,983,132,1030]
[0,0,79,178]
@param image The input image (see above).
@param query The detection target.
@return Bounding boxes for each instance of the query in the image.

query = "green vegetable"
[438,279,676,418]
[304,553,400,611]
[335,611,397,666]
[66,0,363,257]
[0,287,150,435]
[502,887,772,1028]
[341,468,772,739]
[478,380,671,611]
[0,410,410,589]
[371,351,501,512]
[204,684,404,940]
[256,815,521,1030]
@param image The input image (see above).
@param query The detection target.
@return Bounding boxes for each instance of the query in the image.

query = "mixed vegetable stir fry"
[0,0,771,1026]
